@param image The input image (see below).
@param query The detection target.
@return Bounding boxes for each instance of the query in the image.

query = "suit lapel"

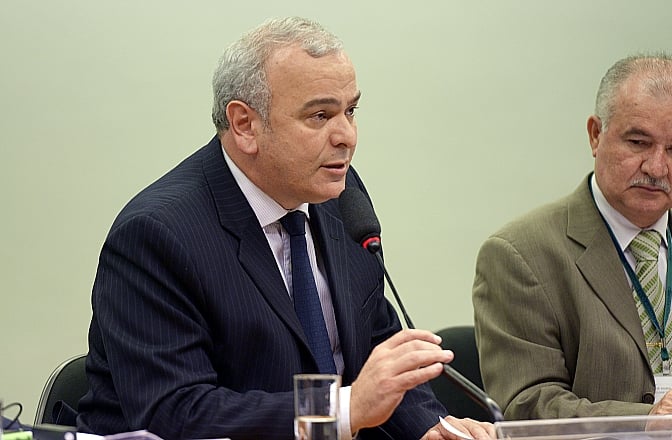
[310,200,361,380]
[200,137,307,346]
[569,176,649,362]
[201,141,367,375]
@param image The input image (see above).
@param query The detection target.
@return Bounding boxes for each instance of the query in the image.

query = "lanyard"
[610,226,672,373]
[589,180,672,373]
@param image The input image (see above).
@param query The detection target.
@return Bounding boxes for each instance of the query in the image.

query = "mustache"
[630,175,671,193]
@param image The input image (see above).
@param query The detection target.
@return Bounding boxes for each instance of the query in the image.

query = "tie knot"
[280,211,306,236]
[630,230,662,262]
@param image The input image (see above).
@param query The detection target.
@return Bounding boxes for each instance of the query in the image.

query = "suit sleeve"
[473,235,652,419]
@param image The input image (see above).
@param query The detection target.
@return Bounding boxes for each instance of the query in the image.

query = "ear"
[587,115,602,158]
[226,100,260,154]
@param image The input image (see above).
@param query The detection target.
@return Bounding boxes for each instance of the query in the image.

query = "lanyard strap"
[606,225,672,363]
[588,179,672,363]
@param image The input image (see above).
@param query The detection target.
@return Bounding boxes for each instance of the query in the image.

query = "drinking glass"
[294,374,340,440]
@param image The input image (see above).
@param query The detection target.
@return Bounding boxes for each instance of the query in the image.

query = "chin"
[315,181,346,201]
[313,192,343,204]
[629,206,670,228]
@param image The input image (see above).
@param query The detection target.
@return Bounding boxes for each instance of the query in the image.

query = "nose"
[329,115,357,149]
[642,146,670,178]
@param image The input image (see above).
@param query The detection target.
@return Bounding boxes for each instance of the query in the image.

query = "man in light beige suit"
[473,54,672,419]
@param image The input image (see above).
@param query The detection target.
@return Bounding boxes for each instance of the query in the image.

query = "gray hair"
[594,52,672,130]
[211,17,344,132]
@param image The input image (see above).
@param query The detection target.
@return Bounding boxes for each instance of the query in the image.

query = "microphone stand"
[374,252,415,329]
[372,250,504,423]
[338,186,504,423]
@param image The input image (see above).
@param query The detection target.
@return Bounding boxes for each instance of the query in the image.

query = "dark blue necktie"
[281,211,337,374]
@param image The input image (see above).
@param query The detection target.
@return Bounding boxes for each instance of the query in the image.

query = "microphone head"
[338,187,381,253]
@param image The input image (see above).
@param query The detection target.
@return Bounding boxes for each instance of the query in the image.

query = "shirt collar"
[221,146,309,227]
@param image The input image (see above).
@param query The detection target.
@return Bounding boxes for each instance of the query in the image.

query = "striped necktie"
[630,230,668,373]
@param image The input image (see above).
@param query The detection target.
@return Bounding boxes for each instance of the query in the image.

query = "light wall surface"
[2,0,671,423]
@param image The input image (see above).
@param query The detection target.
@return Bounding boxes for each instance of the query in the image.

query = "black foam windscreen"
[338,187,381,245]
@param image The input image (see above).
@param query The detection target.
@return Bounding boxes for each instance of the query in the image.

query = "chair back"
[429,325,492,421]
[34,354,88,426]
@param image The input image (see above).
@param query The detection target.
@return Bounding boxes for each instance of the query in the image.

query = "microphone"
[338,187,504,423]
[337,187,415,328]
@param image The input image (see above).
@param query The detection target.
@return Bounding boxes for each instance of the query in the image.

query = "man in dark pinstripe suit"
[77,17,493,440]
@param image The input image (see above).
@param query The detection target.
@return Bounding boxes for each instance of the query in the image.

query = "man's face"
[252,45,360,210]
[589,73,672,228]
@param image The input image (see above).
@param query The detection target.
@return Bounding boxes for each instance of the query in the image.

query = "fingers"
[383,328,445,347]
[649,389,672,415]
[436,416,496,440]
[350,329,453,432]
[422,427,444,440]
[374,329,454,373]
[365,335,453,394]
[386,348,453,380]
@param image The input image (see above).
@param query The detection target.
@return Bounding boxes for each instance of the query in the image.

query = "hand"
[349,329,453,432]
[422,416,496,440]
[645,390,672,433]
[650,389,672,415]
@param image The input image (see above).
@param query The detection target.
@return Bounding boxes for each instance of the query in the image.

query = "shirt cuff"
[339,386,355,440]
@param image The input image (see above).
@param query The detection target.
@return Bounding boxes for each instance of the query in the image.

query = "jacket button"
[642,393,655,404]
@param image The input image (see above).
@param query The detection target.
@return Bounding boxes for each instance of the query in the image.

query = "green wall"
[2,0,670,423]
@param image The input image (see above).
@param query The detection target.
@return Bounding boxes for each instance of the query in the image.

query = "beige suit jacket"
[473,174,659,419]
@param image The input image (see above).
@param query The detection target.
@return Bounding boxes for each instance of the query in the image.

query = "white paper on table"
[76,430,230,440]
[439,416,474,440]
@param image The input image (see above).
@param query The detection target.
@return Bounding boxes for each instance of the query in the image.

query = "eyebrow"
[301,91,362,111]
[623,127,652,137]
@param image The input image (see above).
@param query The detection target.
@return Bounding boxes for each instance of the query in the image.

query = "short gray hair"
[594,53,672,130]
[212,17,344,132]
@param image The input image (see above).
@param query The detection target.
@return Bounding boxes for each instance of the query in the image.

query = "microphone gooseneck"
[338,187,504,423]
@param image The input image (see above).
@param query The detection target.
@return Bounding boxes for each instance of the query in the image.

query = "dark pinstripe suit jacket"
[77,136,446,439]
